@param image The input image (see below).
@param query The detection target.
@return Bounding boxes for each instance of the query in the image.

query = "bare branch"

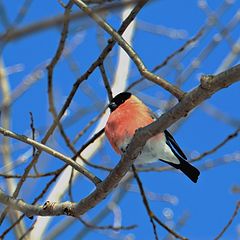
[132,165,159,240]
[13,0,33,25]
[0,64,238,218]
[132,165,187,240]
[140,127,240,173]
[0,58,26,236]
[77,216,137,230]
[72,109,106,145]
[127,25,206,90]
[192,127,240,163]
[0,168,65,239]
[18,219,36,240]
[0,127,101,185]
[214,201,240,240]
[27,0,148,186]
[71,65,240,217]
[201,103,240,128]
[99,64,113,101]
[74,127,105,158]
[47,0,77,154]
[73,0,185,100]
[0,168,65,179]
[0,0,138,42]
[152,215,187,240]
[30,3,145,236]
[29,112,36,157]
[68,168,75,202]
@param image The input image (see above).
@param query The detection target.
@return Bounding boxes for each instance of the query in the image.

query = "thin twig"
[73,0,185,100]
[30,3,145,236]
[13,0,33,25]
[0,0,138,42]
[18,220,36,240]
[140,127,240,172]
[72,108,106,145]
[0,60,48,112]
[132,165,187,240]
[192,127,240,163]
[214,201,240,240]
[0,127,101,185]
[73,128,105,159]
[74,175,134,239]
[201,103,240,128]
[175,4,239,88]
[0,58,26,236]
[127,26,206,90]
[152,215,187,240]
[163,212,190,240]
[78,216,137,230]
[0,166,66,238]
[24,0,147,193]
[29,112,38,175]
[47,0,77,154]
[0,168,65,179]
[99,63,113,101]
[0,215,25,239]
[68,168,75,202]
[78,155,112,171]
[29,112,36,157]
[131,165,159,240]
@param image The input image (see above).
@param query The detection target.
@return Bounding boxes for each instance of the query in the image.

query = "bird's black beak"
[108,102,117,112]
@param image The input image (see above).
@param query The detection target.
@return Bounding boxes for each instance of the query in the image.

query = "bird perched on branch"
[105,92,200,183]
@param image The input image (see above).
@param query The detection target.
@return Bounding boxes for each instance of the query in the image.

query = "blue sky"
[0,0,240,239]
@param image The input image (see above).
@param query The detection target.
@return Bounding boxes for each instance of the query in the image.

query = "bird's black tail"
[161,158,200,183]
[177,159,200,183]
[163,130,200,183]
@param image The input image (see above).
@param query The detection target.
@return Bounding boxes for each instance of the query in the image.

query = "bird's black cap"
[108,92,131,112]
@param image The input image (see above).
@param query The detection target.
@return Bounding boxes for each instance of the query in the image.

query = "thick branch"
[0,127,101,186]
[0,64,239,217]
[73,64,240,215]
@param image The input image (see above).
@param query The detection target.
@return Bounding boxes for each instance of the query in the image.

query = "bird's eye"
[109,101,117,111]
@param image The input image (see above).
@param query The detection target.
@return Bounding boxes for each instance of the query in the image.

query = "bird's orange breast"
[105,99,154,154]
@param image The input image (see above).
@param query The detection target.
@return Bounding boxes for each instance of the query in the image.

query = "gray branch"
[0,64,239,217]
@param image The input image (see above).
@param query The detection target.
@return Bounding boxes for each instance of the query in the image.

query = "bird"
[105,92,200,183]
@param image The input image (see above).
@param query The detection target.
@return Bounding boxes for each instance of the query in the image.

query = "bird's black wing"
[150,111,187,160]
[164,130,187,160]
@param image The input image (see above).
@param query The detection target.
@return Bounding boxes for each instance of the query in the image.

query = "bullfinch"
[105,92,200,183]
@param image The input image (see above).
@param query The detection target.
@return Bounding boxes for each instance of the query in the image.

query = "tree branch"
[0,64,239,217]
[132,165,159,240]
[214,201,240,240]
[0,0,138,42]
[73,0,185,100]
[0,127,101,186]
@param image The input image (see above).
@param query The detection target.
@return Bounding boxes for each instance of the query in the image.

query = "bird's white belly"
[119,135,180,165]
